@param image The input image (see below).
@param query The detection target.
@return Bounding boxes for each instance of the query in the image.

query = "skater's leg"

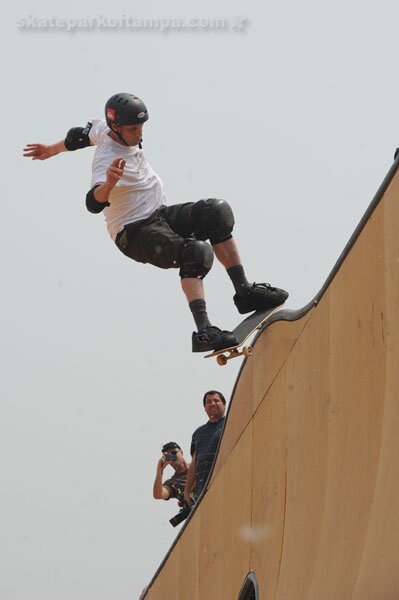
[213,235,288,312]
[181,278,212,332]
[165,199,288,314]
[213,237,253,298]
[188,197,289,311]
[176,199,252,297]
[214,234,288,312]
[180,275,237,353]
[115,210,237,351]
[212,237,241,269]
[181,277,205,302]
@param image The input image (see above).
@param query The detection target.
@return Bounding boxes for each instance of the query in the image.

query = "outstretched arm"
[23,141,68,161]
[24,123,94,161]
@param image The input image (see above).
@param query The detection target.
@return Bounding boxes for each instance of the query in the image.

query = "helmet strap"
[110,124,129,146]
[116,128,129,146]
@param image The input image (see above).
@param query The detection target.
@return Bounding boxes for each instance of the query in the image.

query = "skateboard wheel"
[217,354,228,366]
[242,346,253,358]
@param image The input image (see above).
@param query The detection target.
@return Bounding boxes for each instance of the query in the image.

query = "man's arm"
[183,452,196,504]
[23,122,94,161]
[153,457,171,500]
[93,157,126,203]
[23,140,69,161]
[86,157,126,213]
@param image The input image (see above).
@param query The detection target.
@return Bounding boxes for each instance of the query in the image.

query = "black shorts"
[114,200,232,271]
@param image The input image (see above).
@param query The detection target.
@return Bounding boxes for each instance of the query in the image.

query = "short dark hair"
[161,441,181,453]
[202,390,226,406]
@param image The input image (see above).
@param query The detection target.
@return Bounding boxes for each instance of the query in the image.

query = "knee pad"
[190,198,235,245]
[179,239,214,279]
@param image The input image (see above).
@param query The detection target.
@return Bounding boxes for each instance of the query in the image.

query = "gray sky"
[2,0,398,598]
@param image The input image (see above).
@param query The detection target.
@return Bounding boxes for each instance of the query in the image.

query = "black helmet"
[105,93,149,128]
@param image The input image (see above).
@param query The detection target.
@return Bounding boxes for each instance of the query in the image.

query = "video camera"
[169,503,192,528]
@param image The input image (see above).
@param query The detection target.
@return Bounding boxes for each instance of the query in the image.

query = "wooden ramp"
[143,160,399,600]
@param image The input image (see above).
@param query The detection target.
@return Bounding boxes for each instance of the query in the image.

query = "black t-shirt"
[190,417,225,498]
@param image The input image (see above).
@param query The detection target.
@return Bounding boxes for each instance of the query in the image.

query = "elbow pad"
[86,186,109,214]
[65,122,92,151]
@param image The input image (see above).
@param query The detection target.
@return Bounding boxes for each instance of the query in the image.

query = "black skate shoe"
[192,326,238,353]
[234,283,288,315]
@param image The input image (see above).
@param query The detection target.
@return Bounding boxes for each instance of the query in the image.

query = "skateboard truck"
[215,345,254,366]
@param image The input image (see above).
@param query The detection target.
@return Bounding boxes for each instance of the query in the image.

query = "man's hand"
[23,141,66,160]
[153,455,172,500]
[106,157,126,188]
[92,157,126,204]
[157,456,168,473]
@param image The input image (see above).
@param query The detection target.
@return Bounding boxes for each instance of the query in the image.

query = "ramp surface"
[143,160,399,600]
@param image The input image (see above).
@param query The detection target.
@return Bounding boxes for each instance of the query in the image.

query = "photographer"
[153,442,193,504]
[153,442,195,527]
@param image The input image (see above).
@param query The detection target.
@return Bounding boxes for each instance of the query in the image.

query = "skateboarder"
[23,92,288,352]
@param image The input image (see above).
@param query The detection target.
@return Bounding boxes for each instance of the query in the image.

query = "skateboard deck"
[204,305,283,366]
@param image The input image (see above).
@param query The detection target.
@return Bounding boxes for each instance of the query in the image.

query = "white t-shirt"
[89,119,166,241]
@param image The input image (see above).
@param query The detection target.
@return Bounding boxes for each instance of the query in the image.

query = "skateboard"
[204,305,283,366]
